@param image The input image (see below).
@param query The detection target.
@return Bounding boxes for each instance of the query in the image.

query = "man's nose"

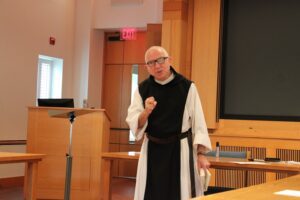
[154,61,160,67]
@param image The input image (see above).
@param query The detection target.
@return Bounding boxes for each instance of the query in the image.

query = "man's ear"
[144,64,151,73]
[167,56,172,64]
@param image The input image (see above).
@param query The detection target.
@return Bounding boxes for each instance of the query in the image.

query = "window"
[129,64,139,142]
[37,55,63,100]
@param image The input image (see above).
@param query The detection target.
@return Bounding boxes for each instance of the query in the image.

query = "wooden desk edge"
[0,153,46,164]
[101,152,139,160]
[191,174,300,200]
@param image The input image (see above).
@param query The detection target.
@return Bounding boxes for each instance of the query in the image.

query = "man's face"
[145,50,171,81]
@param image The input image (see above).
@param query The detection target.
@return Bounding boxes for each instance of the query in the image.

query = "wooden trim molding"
[191,0,221,129]
[212,119,300,140]
[163,1,188,20]
[0,140,26,145]
[162,0,191,78]
[0,176,24,188]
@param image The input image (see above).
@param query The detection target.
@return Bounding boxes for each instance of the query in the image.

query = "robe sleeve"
[187,83,212,152]
[126,89,148,141]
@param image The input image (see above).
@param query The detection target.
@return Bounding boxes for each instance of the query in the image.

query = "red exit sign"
[121,28,137,40]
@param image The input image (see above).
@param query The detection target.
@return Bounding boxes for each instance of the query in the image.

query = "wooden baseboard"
[0,140,26,145]
[0,176,24,188]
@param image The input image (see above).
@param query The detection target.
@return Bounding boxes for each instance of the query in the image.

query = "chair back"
[205,150,251,193]
[206,150,248,159]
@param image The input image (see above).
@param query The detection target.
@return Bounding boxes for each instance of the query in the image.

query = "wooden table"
[192,174,300,200]
[101,152,300,200]
[101,152,139,200]
[0,152,45,200]
[208,156,300,174]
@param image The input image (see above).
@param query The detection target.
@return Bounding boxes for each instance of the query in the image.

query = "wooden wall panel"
[120,65,132,128]
[138,65,149,83]
[219,145,266,187]
[213,119,300,140]
[215,170,248,188]
[138,24,161,86]
[161,20,171,57]
[118,144,141,177]
[146,24,162,48]
[209,134,300,184]
[184,0,194,79]
[119,130,130,144]
[277,149,300,163]
[124,32,146,64]
[109,129,120,144]
[104,34,124,64]
[207,140,300,188]
[161,0,300,190]
[109,129,131,177]
[109,143,120,177]
[103,27,164,178]
[108,130,142,178]
[162,0,190,78]
[276,149,300,180]
[103,65,123,128]
[191,0,221,129]
[190,0,300,140]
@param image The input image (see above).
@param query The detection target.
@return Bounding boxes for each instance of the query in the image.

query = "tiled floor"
[111,177,135,200]
[0,177,135,200]
[0,186,23,200]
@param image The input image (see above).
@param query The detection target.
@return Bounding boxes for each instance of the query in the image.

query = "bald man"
[126,46,212,200]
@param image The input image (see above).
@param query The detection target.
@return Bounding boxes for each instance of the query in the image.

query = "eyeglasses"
[146,57,168,67]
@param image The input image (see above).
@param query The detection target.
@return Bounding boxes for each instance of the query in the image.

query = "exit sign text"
[121,28,137,40]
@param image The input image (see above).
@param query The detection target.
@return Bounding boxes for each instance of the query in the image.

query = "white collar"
[155,72,175,85]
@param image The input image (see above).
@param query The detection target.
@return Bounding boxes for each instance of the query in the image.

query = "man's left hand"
[197,154,210,170]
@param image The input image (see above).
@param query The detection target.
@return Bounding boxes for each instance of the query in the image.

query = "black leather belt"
[146,128,191,144]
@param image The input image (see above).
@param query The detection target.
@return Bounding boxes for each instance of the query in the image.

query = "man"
[126,46,212,200]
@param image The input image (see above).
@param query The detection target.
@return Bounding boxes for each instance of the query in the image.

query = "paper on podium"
[199,168,211,192]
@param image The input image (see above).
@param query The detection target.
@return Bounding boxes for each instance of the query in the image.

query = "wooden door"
[103,65,123,128]
[103,29,160,178]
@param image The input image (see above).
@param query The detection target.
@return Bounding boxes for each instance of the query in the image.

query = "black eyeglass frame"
[146,57,168,67]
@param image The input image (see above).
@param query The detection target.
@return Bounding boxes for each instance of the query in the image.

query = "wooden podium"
[26,107,110,200]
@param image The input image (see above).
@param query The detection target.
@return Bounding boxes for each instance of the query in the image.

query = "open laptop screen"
[37,98,74,108]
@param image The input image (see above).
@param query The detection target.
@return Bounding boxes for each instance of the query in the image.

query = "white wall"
[86,0,163,108]
[0,0,75,141]
[73,0,93,108]
[93,0,163,29]
[0,0,163,178]
[0,145,26,178]
[0,0,76,177]
[88,29,104,109]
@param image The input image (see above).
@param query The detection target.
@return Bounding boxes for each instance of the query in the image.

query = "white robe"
[126,81,212,200]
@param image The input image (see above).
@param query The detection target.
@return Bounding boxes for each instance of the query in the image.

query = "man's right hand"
[138,96,157,128]
[145,96,157,114]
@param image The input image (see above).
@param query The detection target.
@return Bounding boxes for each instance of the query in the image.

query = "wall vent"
[276,149,300,179]
[215,146,266,188]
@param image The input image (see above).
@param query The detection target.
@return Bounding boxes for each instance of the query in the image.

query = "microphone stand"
[64,112,75,200]
[48,108,96,199]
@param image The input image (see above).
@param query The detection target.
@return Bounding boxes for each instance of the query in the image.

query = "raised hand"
[145,96,157,114]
